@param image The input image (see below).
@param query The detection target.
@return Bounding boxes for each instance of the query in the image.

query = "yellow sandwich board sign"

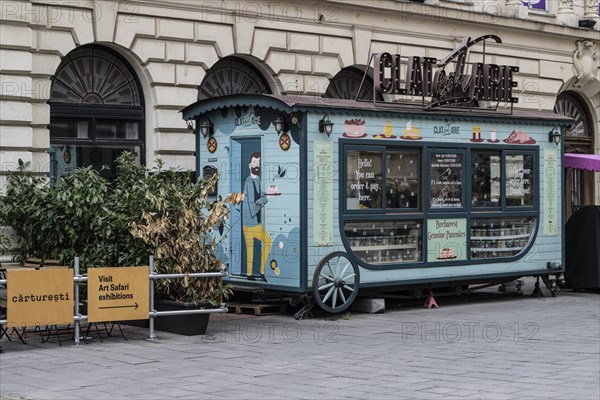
[7,269,74,327]
[87,266,149,323]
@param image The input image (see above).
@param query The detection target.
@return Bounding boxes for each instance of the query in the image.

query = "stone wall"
[1,0,598,199]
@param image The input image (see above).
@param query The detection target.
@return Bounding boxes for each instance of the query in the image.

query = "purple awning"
[564,154,600,172]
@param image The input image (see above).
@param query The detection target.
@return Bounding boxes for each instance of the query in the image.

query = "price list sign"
[430,153,463,208]
[543,148,558,235]
[313,141,334,246]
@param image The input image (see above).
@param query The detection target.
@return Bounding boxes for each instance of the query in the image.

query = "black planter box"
[153,299,211,335]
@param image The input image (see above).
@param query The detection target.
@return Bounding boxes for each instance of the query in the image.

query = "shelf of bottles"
[344,220,423,265]
[470,217,536,259]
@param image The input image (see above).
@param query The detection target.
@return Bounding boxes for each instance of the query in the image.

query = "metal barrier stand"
[0,277,6,330]
[1,256,228,345]
[73,257,89,346]
[148,255,228,339]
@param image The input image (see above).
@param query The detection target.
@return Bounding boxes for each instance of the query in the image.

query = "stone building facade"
[1,0,599,211]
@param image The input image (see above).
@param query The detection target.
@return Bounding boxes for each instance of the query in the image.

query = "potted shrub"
[128,162,240,335]
[1,154,240,335]
[0,159,115,269]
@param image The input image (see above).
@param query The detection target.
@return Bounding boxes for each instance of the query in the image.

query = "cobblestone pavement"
[1,281,599,400]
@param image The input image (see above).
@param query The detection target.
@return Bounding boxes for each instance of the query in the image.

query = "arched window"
[323,67,382,101]
[49,45,145,180]
[198,57,272,101]
[554,92,592,139]
[554,92,594,219]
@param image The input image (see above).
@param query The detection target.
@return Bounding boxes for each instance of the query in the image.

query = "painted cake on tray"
[438,247,457,260]
[267,185,281,195]
[343,118,367,138]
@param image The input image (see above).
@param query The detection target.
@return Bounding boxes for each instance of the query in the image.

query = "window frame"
[339,139,540,270]
[503,150,538,212]
[342,145,422,214]
[471,150,503,211]
[385,149,421,212]
[343,145,385,214]
[521,0,547,12]
[49,45,146,173]
[426,148,467,213]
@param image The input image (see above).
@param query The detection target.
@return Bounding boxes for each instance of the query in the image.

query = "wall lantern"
[578,19,597,29]
[548,127,561,146]
[272,115,288,135]
[186,120,194,131]
[318,115,334,137]
[199,119,214,138]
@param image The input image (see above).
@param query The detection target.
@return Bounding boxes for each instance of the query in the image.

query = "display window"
[506,154,534,207]
[346,150,383,210]
[471,152,501,208]
[470,217,536,259]
[341,141,538,268]
[429,151,464,210]
[344,220,423,265]
[345,147,420,212]
[386,151,419,209]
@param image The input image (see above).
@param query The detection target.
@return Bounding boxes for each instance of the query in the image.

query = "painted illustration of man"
[242,152,272,281]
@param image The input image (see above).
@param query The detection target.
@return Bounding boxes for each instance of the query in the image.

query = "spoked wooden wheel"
[312,252,359,313]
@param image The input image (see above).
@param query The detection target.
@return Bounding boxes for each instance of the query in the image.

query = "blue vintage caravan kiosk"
[181,33,570,314]
[181,93,570,313]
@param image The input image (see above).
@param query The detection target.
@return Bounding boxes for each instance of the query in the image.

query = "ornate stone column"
[584,0,599,17]
[583,0,600,30]
[504,0,528,19]
[557,0,576,27]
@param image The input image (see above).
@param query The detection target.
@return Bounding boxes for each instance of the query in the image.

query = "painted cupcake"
[401,121,421,140]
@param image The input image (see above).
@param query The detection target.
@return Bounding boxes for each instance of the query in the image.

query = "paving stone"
[352,298,385,313]
[1,288,598,400]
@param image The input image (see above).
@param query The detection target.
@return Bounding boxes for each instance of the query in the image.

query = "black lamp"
[199,119,214,138]
[272,115,287,134]
[548,127,561,145]
[186,120,194,131]
[318,115,334,137]
[578,19,597,28]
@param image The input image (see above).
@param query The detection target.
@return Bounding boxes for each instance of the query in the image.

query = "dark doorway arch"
[49,45,145,180]
[554,92,592,139]
[323,67,382,101]
[197,57,272,101]
[554,92,595,220]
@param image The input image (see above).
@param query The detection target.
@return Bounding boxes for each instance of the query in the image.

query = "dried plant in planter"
[130,172,243,305]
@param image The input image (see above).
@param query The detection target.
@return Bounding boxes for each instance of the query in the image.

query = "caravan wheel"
[313,252,359,313]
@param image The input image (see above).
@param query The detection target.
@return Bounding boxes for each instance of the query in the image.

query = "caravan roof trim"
[181,94,574,126]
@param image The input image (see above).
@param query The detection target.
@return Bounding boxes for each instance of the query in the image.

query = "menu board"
[430,153,463,208]
[506,155,534,206]
[543,149,558,235]
[347,151,382,209]
[313,141,334,245]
